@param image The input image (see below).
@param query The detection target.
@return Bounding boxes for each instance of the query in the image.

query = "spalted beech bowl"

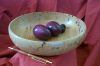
[8,12,86,56]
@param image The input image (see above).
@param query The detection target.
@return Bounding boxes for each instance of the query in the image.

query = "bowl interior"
[10,12,86,41]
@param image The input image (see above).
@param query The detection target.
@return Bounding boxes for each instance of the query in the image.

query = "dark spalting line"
[76,21,81,33]
[76,21,78,24]
[68,17,70,22]
[76,21,84,33]
[36,41,46,50]
[41,41,46,48]
[76,21,83,33]
[77,22,80,27]
[78,26,81,33]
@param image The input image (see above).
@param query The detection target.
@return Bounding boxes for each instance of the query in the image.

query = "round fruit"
[46,21,61,36]
[33,24,51,40]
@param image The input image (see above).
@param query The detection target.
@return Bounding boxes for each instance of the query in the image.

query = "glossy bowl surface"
[8,12,86,56]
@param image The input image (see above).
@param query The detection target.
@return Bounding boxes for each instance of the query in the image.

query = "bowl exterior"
[8,12,86,56]
[9,27,85,56]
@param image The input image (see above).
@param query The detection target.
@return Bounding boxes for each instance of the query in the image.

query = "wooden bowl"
[8,12,86,56]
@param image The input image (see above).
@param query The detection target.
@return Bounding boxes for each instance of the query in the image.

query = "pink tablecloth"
[0,0,100,66]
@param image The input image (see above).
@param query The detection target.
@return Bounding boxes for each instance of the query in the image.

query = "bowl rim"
[8,12,86,43]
